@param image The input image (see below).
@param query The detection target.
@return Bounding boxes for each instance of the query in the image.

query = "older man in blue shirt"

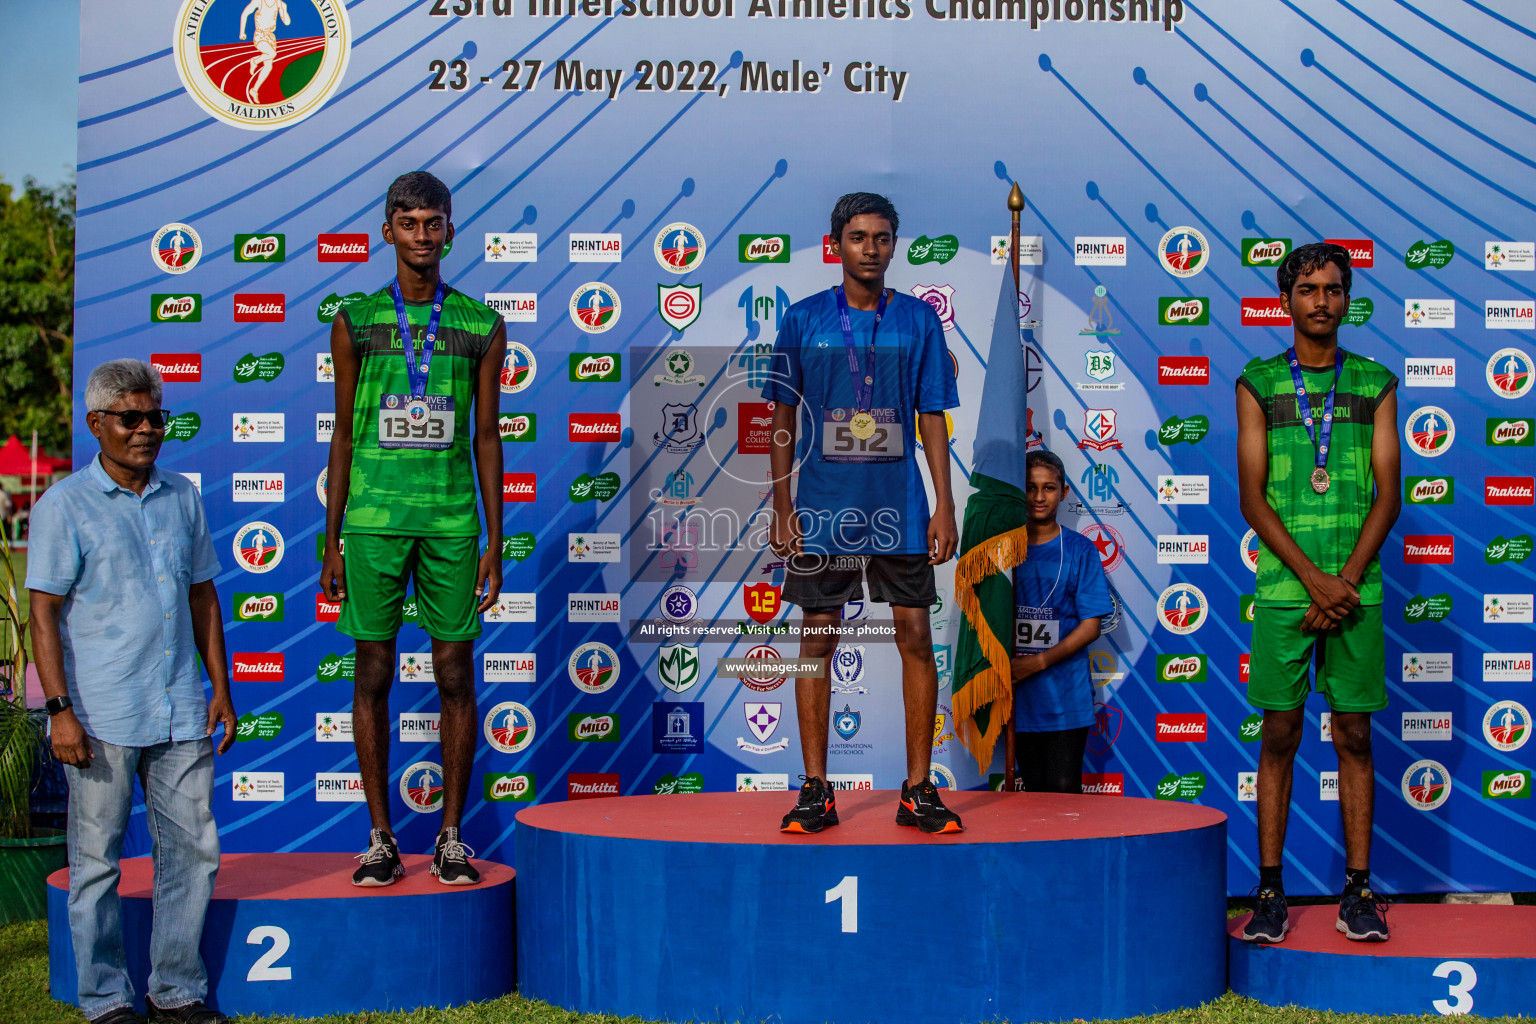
[27,359,236,1024]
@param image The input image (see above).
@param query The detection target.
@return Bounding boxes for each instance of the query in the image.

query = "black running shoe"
[895,780,964,834]
[1338,885,1390,942]
[431,826,481,886]
[351,828,404,887]
[780,776,839,834]
[145,998,229,1024]
[1241,886,1289,943]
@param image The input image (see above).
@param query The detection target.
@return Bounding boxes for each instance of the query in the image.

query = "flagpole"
[1004,183,1024,793]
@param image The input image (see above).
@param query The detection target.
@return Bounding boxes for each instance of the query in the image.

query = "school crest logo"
[655,223,706,272]
[483,702,535,754]
[400,761,444,813]
[151,223,202,274]
[1158,226,1209,277]
[911,284,957,331]
[173,0,352,131]
[232,522,284,572]
[500,343,536,394]
[570,283,621,333]
[1077,408,1123,451]
[1157,584,1207,634]
[569,642,619,694]
[743,582,781,623]
[1487,348,1533,399]
[657,643,701,693]
[833,705,861,740]
[1081,523,1125,573]
[1405,406,1455,457]
[653,403,703,453]
[657,283,702,331]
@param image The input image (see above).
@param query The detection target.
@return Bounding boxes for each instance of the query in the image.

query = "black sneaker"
[89,1008,144,1024]
[1241,886,1289,943]
[1338,885,1390,941]
[351,828,404,887]
[895,780,964,834]
[780,776,839,834]
[431,826,481,886]
[144,999,229,1024]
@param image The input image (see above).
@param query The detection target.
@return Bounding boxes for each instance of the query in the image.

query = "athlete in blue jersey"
[764,192,962,834]
[1009,451,1113,792]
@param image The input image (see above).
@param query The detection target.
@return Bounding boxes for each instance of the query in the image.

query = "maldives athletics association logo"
[174,0,352,131]
[570,283,621,333]
[232,521,284,573]
[1487,348,1533,400]
[151,223,202,274]
[1401,759,1451,811]
[1157,583,1208,635]
[655,223,706,273]
[1405,406,1455,457]
[1158,226,1209,277]
[400,760,444,813]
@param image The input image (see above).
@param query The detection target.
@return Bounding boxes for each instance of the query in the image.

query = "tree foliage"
[0,178,74,455]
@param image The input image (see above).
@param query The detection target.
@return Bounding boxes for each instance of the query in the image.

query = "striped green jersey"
[339,285,501,536]
[1237,349,1397,606]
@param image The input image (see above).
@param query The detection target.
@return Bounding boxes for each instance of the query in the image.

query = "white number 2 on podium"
[1432,960,1476,1015]
[825,875,858,933]
[246,926,293,981]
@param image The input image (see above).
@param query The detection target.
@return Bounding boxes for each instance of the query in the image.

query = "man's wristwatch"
[45,695,73,717]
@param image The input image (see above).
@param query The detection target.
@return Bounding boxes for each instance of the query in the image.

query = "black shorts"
[782,552,936,614]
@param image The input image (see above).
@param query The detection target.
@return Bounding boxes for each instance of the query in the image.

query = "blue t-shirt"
[761,288,959,554]
[1011,527,1114,732]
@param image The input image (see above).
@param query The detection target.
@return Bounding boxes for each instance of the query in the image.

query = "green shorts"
[338,533,483,642]
[1247,604,1386,713]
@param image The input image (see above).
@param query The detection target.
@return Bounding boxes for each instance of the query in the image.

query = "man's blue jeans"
[64,736,220,1019]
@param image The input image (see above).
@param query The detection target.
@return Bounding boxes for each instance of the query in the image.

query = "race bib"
[821,407,904,463]
[1014,610,1060,651]
[378,394,454,450]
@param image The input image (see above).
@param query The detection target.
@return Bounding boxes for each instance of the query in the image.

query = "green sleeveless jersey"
[339,284,501,537]
[1237,349,1397,606]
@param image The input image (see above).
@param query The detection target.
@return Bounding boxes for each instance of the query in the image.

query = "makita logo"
[1486,477,1534,505]
[1155,713,1207,741]
[1409,479,1451,502]
[157,296,198,320]
[568,773,620,799]
[1241,297,1290,325]
[573,355,617,380]
[1158,357,1210,384]
[233,294,285,322]
[233,654,284,681]
[1404,536,1454,563]
[315,596,341,622]
[1081,773,1124,795]
[569,413,621,441]
[1162,657,1204,680]
[317,234,370,261]
[240,236,281,260]
[1324,238,1374,267]
[744,237,786,260]
[151,354,201,382]
[503,474,536,501]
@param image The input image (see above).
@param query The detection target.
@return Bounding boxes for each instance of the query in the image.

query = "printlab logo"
[173,0,352,130]
[568,233,622,262]
[483,292,537,322]
[1485,301,1535,331]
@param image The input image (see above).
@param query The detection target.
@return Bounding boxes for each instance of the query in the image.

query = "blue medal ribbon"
[833,285,888,413]
[390,277,447,400]
[1286,347,1344,475]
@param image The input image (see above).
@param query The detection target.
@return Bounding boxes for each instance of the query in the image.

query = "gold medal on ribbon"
[849,411,877,440]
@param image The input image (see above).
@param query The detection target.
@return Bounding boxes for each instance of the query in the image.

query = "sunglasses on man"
[93,409,172,430]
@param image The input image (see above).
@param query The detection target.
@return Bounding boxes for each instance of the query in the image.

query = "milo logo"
[1155,771,1207,801]
[152,294,202,322]
[1342,297,1373,327]
[499,413,536,441]
[739,234,790,263]
[570,353,621,382]
[484,772,536,802]
[1404,593,1452,624]
[1487,418,1533,446]
[164,411,201,442]
[1483,770,1531,799]
[233,352,285,383]
[568,713,620,742]
[317,291,366,323]
[1405,476,1453,504]
[1242,238,1290,266]
[1240,596,1256,623]
[1239,713,1263,742]
[235,593,283,621]
[1486,535,1534,565]
[317,651,356,683]
[1158,297,1209,325]
[235,711,284,741]
[653,772,704,794]
[234,234,285,262]
[1405,239,1455,270]
[907,234,959,265]
[503,532,536,562]
[1158,414,1210,445]
[1156,654,1207,682]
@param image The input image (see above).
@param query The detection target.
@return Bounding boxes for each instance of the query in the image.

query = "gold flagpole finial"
[1007,182,1025,212]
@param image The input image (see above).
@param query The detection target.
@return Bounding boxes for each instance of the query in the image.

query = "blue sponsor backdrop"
[76,0,1533,895]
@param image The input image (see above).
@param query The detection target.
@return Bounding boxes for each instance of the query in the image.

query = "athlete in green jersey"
[1236,243,1400,944]
[320,172,507,888]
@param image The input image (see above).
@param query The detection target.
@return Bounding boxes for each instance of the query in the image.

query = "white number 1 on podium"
[825,875,858,933]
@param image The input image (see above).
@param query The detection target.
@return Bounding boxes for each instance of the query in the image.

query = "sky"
[0,0,79,188]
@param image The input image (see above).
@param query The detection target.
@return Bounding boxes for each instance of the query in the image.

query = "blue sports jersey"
[1011,527,1114,732]
[761,288,959,554]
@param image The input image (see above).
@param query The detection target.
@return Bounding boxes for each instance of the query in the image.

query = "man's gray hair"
[84,359,163,414]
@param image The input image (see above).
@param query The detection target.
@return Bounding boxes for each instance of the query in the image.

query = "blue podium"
[516,789,1228,1024]
[1230,903,1536,1017]
[48,853,515,1017]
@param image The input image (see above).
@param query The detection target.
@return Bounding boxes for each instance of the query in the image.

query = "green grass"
[1,918,1527,1024]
